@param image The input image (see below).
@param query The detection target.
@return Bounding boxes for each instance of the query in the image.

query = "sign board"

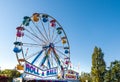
[65,70,79,80]
[24,62,58,78]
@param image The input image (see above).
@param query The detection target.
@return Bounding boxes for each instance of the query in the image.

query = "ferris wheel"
[13,13,70,77]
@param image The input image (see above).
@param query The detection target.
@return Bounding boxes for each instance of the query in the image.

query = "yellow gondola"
[62,39,67,44]
[16,65,24,70]
[32,13,39,22]
[61,37,67,44]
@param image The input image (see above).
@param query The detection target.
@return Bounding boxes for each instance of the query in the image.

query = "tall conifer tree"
[91,46,106,82]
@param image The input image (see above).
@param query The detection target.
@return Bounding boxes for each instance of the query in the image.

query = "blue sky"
[0,0,120,73]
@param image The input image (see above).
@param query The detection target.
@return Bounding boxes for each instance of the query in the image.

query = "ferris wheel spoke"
[54,49,65,61]
[47,49,51,68]
[16,53,21,65]
[48,22,51,42]
[25,51,41,60]
[52,48,61,67]
[52,34,59,43]
[31,50,44,64]
[21,47,25,58]
[51,28,55,42]
[40,48,51,66]
[28,26,38,38]
[47,58,51,69]
[40,19,50,42]
[40,53,47,67]
[31,21,48,42]
[50,51,54,68]
[23,43,43,47]
[25,34,43,45]
[51,50,58,67]
[54,46,64,49]
[25,28,46,44]
[54,48,67,58]
[54,40,61,45]
[50,51,58,67]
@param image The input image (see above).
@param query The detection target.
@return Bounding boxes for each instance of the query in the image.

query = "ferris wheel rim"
[14,13,71,73]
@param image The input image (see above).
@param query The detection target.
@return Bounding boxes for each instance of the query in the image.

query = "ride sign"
[24,62,58,77]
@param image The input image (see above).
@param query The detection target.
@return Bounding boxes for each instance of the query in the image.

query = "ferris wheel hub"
[49,43,54,48]
[42,43,54,50]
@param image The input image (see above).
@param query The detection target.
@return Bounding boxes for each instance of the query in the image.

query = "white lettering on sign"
[24,62,58,77]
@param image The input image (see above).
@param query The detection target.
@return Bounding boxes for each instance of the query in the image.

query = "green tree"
[104,60,120,82]
[80,72,92,82]
[91,46,106,82]
[0,69,21,82]
[104,69,111,82]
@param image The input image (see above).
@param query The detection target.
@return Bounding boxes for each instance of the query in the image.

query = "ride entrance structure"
[13,13,79,82]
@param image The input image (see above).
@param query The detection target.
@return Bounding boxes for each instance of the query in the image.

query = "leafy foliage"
[104,60,120,82]
[0,69,21,82]
[91,46,106,82]
[79,72,92,82]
